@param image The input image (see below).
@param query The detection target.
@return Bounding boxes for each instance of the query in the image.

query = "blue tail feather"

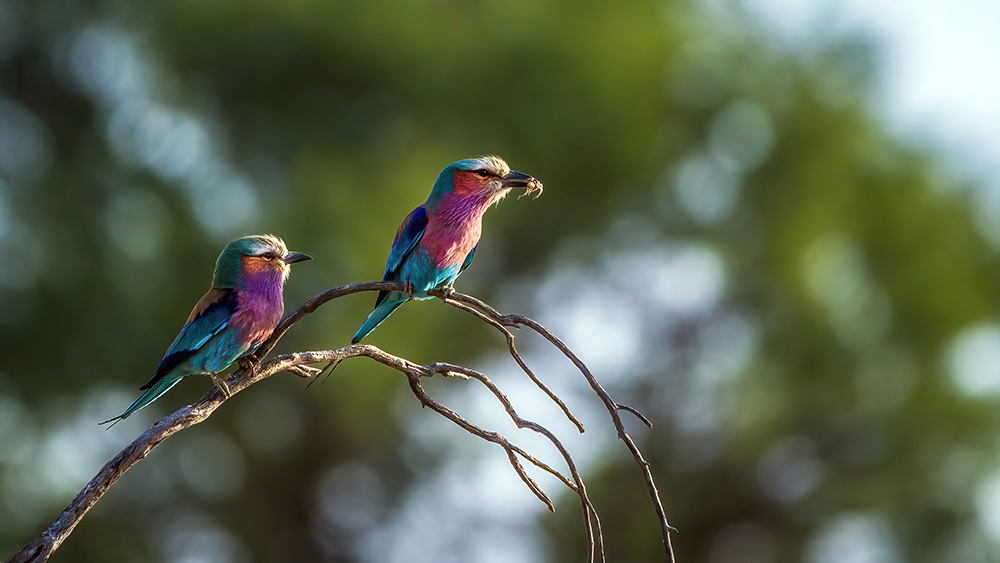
[352,292,410,344]
[101,375,185,428]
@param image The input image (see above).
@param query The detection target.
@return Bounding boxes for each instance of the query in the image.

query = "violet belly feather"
[233,268,286,345]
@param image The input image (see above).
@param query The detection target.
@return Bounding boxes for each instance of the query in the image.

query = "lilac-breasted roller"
[352,156,542,343]
[103,235,311,425]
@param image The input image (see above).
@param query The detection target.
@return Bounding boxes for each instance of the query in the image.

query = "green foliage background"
[1,0,998,561]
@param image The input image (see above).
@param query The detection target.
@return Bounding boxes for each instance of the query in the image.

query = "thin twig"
[432,289,676,562]
[423,362,602,561]
[617,403,654,429]
[440,298,586,433]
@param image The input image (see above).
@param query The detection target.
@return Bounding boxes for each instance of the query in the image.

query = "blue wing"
[384,206,428,280]
[375,206,428,308]
[460,243,478,274]
[139,288,238,391]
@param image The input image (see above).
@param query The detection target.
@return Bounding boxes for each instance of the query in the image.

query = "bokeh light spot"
[758,436,826,504]
[0,220,46,289]
[646,244,726,315]
[163,512,249,563]
[802,234,892,347]
[0,99,51,183]
[316,464,385,533]
[69,26,148,104]
[696,313,760,385]
[675,152,741,224]
[975,470,1000,540]
[188,167,258,235]
[807,513,900,563]
[947,323,1000,398]
[708,101,775,171]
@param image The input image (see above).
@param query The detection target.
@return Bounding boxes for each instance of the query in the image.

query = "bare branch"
[7,281,672,563]
[441,298,586,434]
[430,289,676,563]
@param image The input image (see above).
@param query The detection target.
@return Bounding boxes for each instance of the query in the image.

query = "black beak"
[284,251,313,265]
[500,170,535,188]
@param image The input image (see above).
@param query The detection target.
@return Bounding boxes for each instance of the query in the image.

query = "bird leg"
[210,373,232,399]
[238,354,259,370]
[287,365,323,379]
[404,280,416,297]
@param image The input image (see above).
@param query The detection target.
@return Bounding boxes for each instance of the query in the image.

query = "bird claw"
[211,374,232,399]
[238,354,259,370]
[403,280,416,297]
[439,286,455,299]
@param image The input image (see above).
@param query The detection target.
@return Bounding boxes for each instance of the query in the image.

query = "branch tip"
[616,403,654,429]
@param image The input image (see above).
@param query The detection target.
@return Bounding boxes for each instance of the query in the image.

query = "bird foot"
[211,374,232,399]
[287,365,323,379]
[439,285,455,299]
[238,354,259,370]
[404,280,416,297]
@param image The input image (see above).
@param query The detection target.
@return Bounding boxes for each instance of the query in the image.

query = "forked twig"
[441,299,586,433]
[7,281,671,563]
[430,289,676,563]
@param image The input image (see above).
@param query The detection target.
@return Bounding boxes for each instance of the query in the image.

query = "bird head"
[212,234,312,288]
[428,156,543,209]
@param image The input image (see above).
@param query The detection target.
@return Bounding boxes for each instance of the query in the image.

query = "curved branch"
[439,297,586,433]
[7,343,593,562]
[421,362,602,561]
[430,289,676,563]
[8,281,672,563]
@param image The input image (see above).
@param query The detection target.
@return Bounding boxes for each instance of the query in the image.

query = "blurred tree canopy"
[2,0,999,562]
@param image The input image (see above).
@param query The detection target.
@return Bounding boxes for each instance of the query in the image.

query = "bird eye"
[261,252,276,260]
[475,169,490,178]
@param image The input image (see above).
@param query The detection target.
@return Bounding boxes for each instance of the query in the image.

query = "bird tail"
[100,375,184,428]
[351,292,410,344]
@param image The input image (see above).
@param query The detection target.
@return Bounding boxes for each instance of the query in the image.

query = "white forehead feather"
[475,155,510,177]
[249,234,288,256]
